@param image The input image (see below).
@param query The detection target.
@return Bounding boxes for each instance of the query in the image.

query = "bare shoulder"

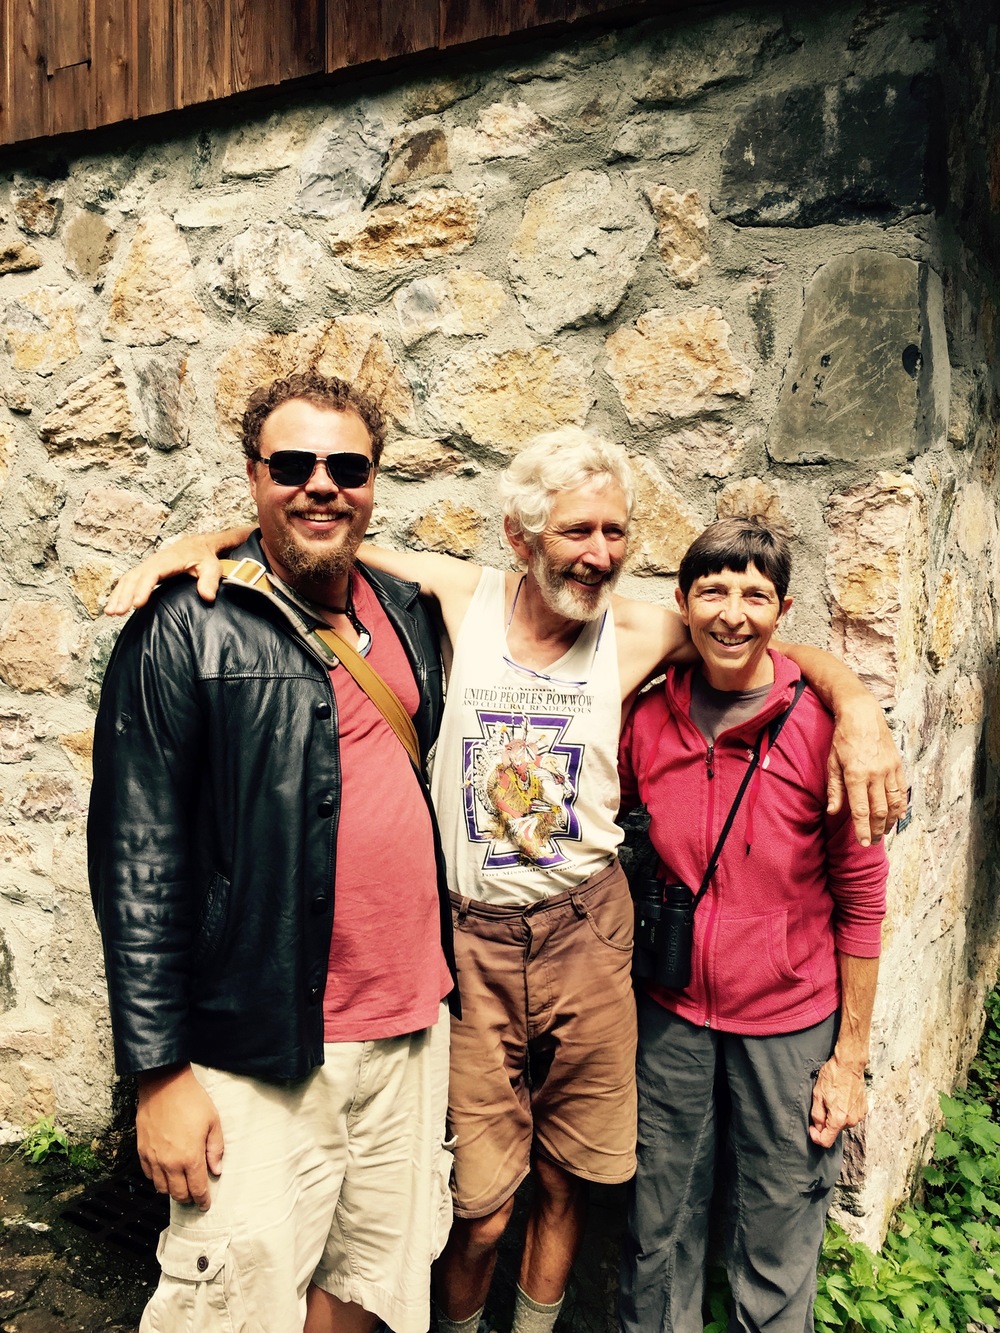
[611,592,692,699]
[360,544,482,602]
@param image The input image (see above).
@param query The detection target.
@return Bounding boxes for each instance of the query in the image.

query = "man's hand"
[808,1053,868,1148]
[826,692,907,847]
[136,1065,224,1210]
[104,528,251,616]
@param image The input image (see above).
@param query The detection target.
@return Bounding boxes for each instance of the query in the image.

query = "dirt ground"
[0,1144,623,1333]
[0,1143,159,1333]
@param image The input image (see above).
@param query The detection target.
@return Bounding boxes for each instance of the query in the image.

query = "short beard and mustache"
[271,503,362,583]
[529,547,624,622]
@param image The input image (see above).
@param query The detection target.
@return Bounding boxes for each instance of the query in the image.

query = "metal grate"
[61,1168,168,1258]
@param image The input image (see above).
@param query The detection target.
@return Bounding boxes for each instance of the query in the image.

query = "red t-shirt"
[322,576,452,1041]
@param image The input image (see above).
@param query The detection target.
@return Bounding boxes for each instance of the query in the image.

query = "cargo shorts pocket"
[143,1226,236,1332]
[431,1135,458,1261]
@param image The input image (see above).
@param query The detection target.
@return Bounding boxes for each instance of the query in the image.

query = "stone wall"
[0,0,996,1245]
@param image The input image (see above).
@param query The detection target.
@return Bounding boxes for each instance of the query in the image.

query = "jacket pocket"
[710,910,807,1020]
[144,1226,234,1332]
[192,872,231,968]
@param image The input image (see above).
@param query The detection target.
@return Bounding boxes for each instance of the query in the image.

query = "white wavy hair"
[499,428,636,543]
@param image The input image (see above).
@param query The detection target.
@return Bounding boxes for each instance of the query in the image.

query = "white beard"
[530,551,622,622]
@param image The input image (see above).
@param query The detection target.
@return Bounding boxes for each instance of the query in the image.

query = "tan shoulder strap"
[220,558,421,769]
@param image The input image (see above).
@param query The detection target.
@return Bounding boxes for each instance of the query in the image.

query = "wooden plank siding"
[0,0,691,148]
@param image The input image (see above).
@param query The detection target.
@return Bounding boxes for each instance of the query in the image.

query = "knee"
[533,1158,586,1210]
[454,1199,516,1257]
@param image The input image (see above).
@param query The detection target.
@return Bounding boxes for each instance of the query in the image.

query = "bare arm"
[776,638,906,847]
[104,527,252,615]
[136,1065,224,1210]
[613,597,697,706]
[808,953,880,1148]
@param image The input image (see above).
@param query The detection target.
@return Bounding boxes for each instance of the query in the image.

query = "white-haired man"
[107,428,905,1333]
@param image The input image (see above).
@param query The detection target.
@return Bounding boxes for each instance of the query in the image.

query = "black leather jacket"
[88,534,459,1083]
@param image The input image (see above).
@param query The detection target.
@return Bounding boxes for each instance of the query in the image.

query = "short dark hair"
[678,517,793,603]
[241,370,386,467]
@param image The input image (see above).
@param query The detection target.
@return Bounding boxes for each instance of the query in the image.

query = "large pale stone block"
[508,171,654,335]
[451,101,554,161]
[606,307,752,428]
[223,110,317,179]
[135,351,197,452]
[63,209,117,284]
[395,271,509,347]
[39,359,144,468]
[408,502,483,557]
[19,774,84,822]
[68,562,118,618]
[426,346,593,451]
[104,214,209,346]
[298,107,391,217]
[381,437,467,479]
[825,473,928,703]
[58,730,94,778]
[174,194,259,231]
[211,222,344,316]
[716,476,789,528]
[4,288,82,374]
[328,190,479,270]
[951,482,996,561]
[656,423,745,480]
[627,456,704,575]
[769,252,949,465]
[0,602,83,694]
[1,476,65,581]
[0,712,38,763]
[645,185,710,288]
[72,487,169,555]
[608,112,700,162]
[215,318,414,438]
[928,569,972,672]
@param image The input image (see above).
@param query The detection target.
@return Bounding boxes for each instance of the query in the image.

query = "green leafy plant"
[706,976,1000,1331]
[19,1115,69,1164]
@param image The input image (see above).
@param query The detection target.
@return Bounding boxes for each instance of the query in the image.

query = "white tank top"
[431,567,623,905]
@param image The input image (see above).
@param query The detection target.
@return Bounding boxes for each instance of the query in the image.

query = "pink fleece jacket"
[618,652,888,1036]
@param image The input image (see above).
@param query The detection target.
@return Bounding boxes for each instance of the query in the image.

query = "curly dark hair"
[241,370,386,467]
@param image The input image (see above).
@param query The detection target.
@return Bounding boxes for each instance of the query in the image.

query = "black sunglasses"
[258,450,374,489]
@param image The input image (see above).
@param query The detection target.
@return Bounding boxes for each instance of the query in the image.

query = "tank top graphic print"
[431,567,623,905]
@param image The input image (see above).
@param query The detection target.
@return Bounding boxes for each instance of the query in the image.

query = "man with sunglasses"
[106,427,905,1333]
[89,371,459,1333]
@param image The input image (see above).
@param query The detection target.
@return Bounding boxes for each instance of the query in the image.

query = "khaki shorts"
[140,1008,452,1333]
[448,861,637,1218]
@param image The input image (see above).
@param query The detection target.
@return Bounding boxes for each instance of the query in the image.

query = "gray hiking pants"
[619,994,843,1333]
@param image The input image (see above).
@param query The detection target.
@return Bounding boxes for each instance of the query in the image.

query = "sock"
[435,1304,485,1333]
[511,1284,564,1333]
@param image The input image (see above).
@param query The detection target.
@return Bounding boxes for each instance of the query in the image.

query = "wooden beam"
[93,0,133,129]
[137,0,175,116]
[179,0,231,106]
[280,0,324,83]
[46,0,91,73]
[9,0,50,142]
[233,0,277,92]
[440,0,513,48]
